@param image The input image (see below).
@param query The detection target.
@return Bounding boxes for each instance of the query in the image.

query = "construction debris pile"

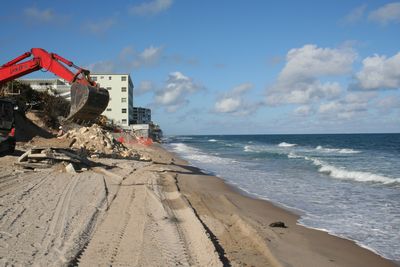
[61,124,145,159]
[16,147,90,172]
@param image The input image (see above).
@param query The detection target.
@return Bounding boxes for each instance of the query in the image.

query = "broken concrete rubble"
[60,124,145,159]
[15,124,152,171]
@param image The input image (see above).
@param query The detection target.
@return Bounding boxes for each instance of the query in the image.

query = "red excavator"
[0,48,109,122]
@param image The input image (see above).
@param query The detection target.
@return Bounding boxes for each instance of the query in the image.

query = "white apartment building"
[91,74,134,128]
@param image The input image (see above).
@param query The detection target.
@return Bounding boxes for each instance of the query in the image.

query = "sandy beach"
[2,1,400,265]
[0,142,398,266]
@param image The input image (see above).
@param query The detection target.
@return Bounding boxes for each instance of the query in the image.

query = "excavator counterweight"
[0,48,109,123]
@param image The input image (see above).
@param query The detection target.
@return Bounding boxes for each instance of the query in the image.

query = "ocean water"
[163,134,400,261]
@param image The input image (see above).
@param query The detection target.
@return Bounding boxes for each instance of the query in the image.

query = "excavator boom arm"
[0,48,93,86]
[0,48,109,122]
[0,58,41,84]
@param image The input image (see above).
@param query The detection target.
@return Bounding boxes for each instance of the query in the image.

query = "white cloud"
[132,45,163,68]
[268,81,342,105]
[319,101,341,114]
[280,44,355,79]
[376,95,400,111]
[82,18,116,35]
[24,7,56,23]
[317,92,375,119]
[129,0,173,16]
[155,72,202,112]
[119,46,135,59]
[368,2,400,25]
[88,45,164,73]
[232,83,253,95]
[353,52,400,90]
[87,60,116,73]
[319,101,364,119]
[294,105,312,116]
[214,83,260,115]
[267,44,356,105]
[215,98,241,113]
[342,4,367,24]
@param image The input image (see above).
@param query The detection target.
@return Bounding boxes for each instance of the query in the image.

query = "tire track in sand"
[77,180,139,266]
[0,173,51,230]
[0,172,49,202]
[138,186,190,267]
[78,169,195,266]
[34,175,80,264]
[108,187,136,265]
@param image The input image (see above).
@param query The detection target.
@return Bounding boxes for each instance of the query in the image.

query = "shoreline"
[219,176,393,262]
[155,144,399,267]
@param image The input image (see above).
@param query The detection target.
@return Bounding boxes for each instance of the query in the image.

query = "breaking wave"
[278,142,296,147]
[243,145,273,153]
[288,152,302,159]
[208,139,217,142]
[244,145,256,152]
[316,145,360,154]
[169,143,230,165]
[307,157,399,185]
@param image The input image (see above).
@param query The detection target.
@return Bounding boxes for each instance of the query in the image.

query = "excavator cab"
[67,83,109,122]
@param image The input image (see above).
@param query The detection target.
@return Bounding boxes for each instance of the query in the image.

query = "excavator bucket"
[66,83,109,122]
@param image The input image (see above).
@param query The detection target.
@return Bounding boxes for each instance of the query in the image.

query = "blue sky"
[1,0,400,134]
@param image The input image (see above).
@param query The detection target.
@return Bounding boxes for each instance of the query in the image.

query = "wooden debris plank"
[17,150,31,163]
[56,149,92,165]
[28,154,50,159]
[27,153,80,163]
[15,162,52,169]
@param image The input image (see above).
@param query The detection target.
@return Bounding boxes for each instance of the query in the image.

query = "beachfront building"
[132,107,151,124]
[91,74,134,128]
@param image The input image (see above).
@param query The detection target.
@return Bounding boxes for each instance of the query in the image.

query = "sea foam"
[288,152,302,159]
[244,145,257,152]
[170,143,231,165]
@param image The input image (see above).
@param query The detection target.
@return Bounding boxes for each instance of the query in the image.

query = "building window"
[121,87,127,92]
[106,87,111,90]
[109,76,112,80]
[121,76,127,81]
[122,119,127,124]
[92,76,97,81]
[122,108,127,113]
[121,98,127,103]
[106,108,112,111]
